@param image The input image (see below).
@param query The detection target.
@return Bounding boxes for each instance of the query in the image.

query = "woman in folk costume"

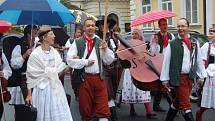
[0,51,12,120]
[25,26,73,121]
[121,28,156,118]
[196,26,215,121]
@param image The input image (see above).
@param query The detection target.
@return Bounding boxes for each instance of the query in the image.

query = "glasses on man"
[209,29,215,33]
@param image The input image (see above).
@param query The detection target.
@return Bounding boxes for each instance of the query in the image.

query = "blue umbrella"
[0,0,76,25]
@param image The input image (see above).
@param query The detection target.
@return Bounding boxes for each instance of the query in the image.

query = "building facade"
[67,0,130,33]
[131,0,215,35]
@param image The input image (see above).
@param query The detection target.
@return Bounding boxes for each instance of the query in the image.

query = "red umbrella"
[131,10,176,27]
[0,20,12,33]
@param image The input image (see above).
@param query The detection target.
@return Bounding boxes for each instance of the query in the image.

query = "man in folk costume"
[160,18,207,121]
[67,18,115,121]
[10,25,38,121]
[151,18,175,112]
[96,16,121,121]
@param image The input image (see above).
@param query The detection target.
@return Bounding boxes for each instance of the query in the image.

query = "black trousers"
[153,91,172,107]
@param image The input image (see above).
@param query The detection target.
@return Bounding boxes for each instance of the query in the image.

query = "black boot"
[110,107,118,121]
[153,91,166,112]
[183,112,194,121]
[165,107,178,121]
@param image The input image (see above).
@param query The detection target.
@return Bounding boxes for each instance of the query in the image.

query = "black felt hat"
[96,15,113,27]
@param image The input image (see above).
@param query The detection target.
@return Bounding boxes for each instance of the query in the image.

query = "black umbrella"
[52,27,69,47]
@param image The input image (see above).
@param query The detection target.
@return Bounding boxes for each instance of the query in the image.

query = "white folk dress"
[121,69,151,104]
[200,42,215,108]
[27,46,73,121]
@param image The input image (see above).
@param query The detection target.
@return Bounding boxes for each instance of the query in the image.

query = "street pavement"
[1,74,215,121]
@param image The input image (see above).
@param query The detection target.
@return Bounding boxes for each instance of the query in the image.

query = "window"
[125,23,131,32]
[142,0,151,28]
[186,0,198,24]
[161,0,173,25]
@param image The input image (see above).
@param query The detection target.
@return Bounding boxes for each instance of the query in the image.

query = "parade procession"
[0,0,214,121]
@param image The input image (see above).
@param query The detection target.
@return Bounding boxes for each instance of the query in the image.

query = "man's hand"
[88,59,95,66]
[99,41,108,49]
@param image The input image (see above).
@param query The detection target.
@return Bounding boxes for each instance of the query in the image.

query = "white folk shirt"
[66,36,115,74]
[10,40,38,70]
[160,39,207,82]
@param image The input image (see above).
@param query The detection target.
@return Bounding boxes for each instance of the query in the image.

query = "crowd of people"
[0,16,214,121]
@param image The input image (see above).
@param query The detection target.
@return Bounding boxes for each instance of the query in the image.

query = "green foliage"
[12,26,23,33]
